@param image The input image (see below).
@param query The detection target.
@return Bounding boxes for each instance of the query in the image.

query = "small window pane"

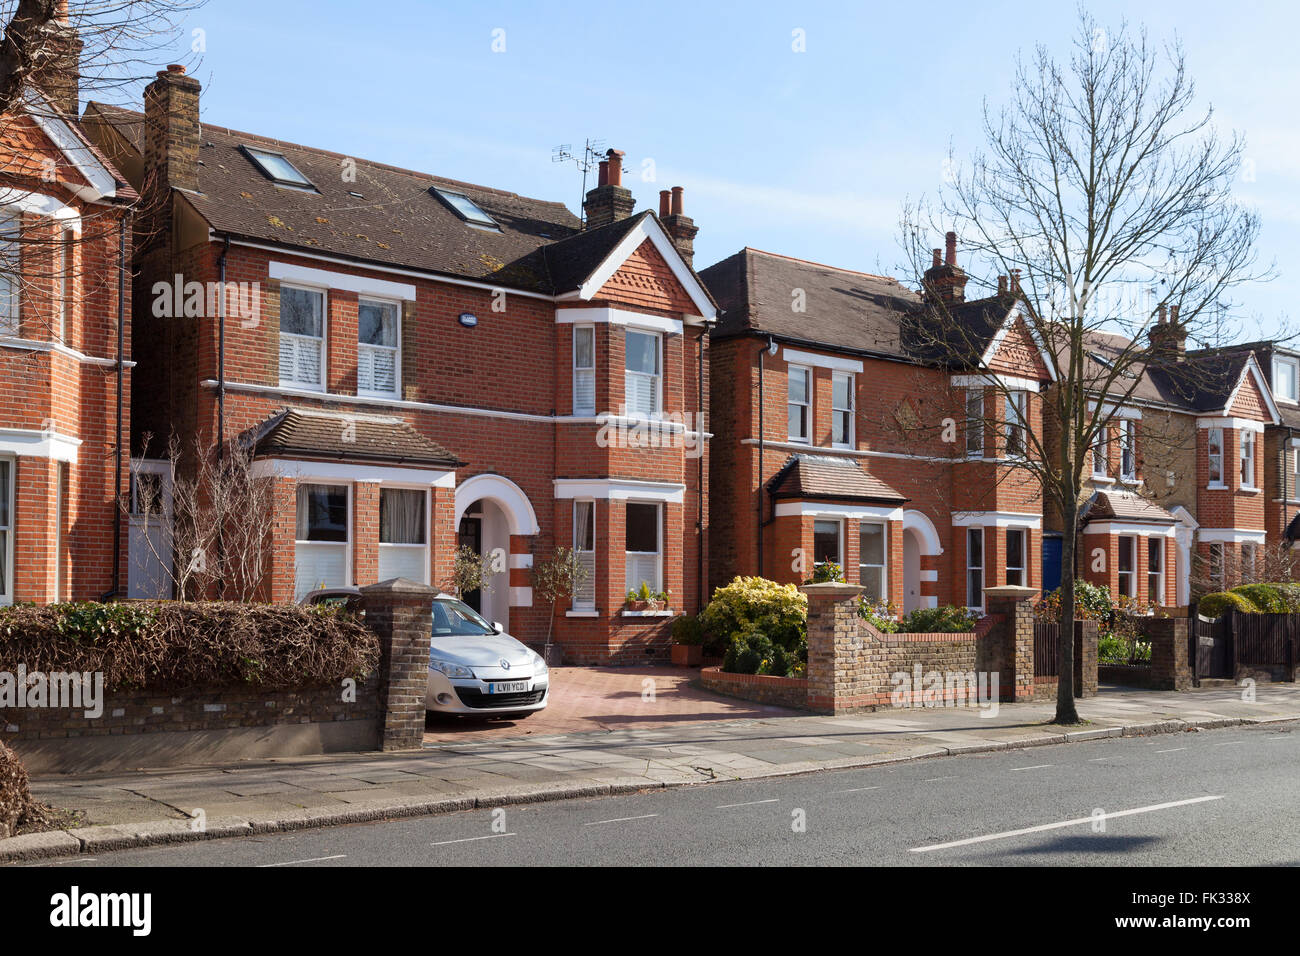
[625,331,659,375]
[574,326,594,369]
[379,489,425,545]
[813,520,840,566]
[625,503,659,554]
[296,484,348,542]
[788,368,808,404]
[435,189,497,226]
[245,146,313,187]
[359,300,398,347]
[281,287,323,336]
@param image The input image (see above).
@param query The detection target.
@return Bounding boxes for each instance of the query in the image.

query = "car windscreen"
[431,599,495,636]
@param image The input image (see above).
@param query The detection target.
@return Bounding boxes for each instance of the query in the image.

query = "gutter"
[756,335,774,576]
[217,234,230,452]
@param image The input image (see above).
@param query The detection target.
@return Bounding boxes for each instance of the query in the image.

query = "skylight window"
[241,145,314,189]
[431,188,497,228]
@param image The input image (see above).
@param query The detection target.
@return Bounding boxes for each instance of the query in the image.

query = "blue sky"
[139,0,1294,338]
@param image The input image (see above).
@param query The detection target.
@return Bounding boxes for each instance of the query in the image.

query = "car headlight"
[429,659,474,679]
[532,652,548,675]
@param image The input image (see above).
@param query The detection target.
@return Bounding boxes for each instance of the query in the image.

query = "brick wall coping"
[861,614,999,644]
[700,666,808,689]
[798,583,865,599]
[983,585,1040,601]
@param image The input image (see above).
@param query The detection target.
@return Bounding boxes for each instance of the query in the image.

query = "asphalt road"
[22,723,1300,866]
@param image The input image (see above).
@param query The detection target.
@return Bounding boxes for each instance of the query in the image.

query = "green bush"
[670,614,704,646]
[699,576,807,656]
[1272,583,1300,611]
[1198,591,1258,618]
[722,630,804,677]
[1231,583,1287,613]
[898,605,978,633]
[858,597,900,633]
[1036,580,1113,622]
[806,561,845,584]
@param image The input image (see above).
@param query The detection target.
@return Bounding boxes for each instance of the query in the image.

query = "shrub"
[723,632,773,675]
[0,601,379,694]
[1198,591,1258,618]
[1271,583,1300,611]
[898,605,978,633]
[0,741,47,837]
[1231,583,1287,613]
[670,614,704,646]
[1036,580,1113,622]
[699,577,807,656]
[806,562,845,584]
[858,597,900,633]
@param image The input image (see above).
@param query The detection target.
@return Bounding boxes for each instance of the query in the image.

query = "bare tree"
[127,432,275,601]
[900,9,1272,723]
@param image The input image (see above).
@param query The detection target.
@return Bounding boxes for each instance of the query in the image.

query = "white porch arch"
[902,510,943,613]
[903,509,943,556]
[454,473,540,536]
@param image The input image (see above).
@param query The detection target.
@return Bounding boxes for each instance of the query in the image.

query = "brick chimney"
[582,148,634,229]
[923,230,968,307]
[8,0,83,116]
[1148,303,1187,360]
[661,185,698,267]
[143,64,202,195]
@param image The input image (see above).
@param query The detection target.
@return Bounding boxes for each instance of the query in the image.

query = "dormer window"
[431,188,498,229]
[242,146,315,189]
[1274,356,1299,404]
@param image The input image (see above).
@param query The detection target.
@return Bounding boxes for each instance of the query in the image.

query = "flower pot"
[625,600,664,613]
[671,644,703,667]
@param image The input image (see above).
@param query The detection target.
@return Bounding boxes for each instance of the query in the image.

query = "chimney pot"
[1170,304,1180,323]
[597,160,609,188]
[1009,269,1021,293]
[606,149,624,187]
[670,186,684,216]
[167,64,186,74]
[1158,303,1168,324]
[945,231,957,266]
[998,275,1007,294]
[932,249,942,269]
[659,190,671,218]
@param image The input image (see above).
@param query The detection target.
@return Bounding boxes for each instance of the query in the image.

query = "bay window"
[573,325,595,416]
[832,372,854,447]
[1117,535,1136,599]
[1240,429,1257,489]
[1006,528,1026,587]
[358,298,399,396]
[573,500,596,609]
[1120,420,1136,481]
[625,501,662,594]
[294,483,349,599]
[1209,543,1225,589]
[1242,542,1258,581]
[0,213,19,335]
[965,389,983,457]
[1092,427,1109,478]
[279,285,325,389]
[1207,427,1224,486]
[966,528,984,609]
[788,365,811,442]
[1005,390,1027,457]
[624,329,661,417]
[378,487,427,583]
[57,226,72,340]
[813,519,842,574]
[1147,538,1164,603]
[859,521,886,600]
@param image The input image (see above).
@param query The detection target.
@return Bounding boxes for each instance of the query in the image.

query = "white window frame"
[1209,542,1225,589]
[965,388,983,458]
[573,324,596,417]
[623,328,662,418]
[858,520,887,600]
[813,518,843,573]
[1005,527,1027,587]
[357,296,401,399]
[1120,419,1137,481]
[831,371,854,448]
[1092,426,1110,478]
[1274,355,1299,404]
[293,481,352,600]
[377,484,430,585]
[1117,535,1136,599]
[1240,428,1257,490]
[1147,537,1164,603]
[787,364,811,443]
[279,283,327,392]
[624,500,663,594]
[0,456,14,604]
[57,225,73,341]
[572,499,597,610]
[1242,541,1257,581]
[966,528,985,611]
[0,212,21,336]
[1207,427,1225,488]
[1004,390,1027,458]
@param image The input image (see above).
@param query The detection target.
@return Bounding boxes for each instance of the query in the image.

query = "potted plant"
[624,580,670,612]
[532,546,589,667]
[670,614,704,666]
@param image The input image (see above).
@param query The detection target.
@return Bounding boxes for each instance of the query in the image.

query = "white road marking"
[584,814,659,826]
[716,798,779,809]
[35,858,99,866]
[1088,757,1116,762]
[1154,748,1187,754]
[430,833,516,847]
[1213,741,1243,747]
[922,776,955,782]
[910,795,1224,853]
[834,786,882,794]
[1010,764,1053,771]
[257,854,347,867]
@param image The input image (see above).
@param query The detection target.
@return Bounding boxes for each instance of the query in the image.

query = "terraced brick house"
[701,235,1052,616]
[81,67,714,663]
[0,7,135,604]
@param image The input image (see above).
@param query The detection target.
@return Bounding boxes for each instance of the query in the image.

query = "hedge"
[1198,591,1259,617]
[0,601,379,694]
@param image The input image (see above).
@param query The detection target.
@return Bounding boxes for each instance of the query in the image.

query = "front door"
[903,530,920,614]
[128,460,173,599]
[458,514,482,612]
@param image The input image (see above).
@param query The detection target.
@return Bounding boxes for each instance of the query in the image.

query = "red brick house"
[0,10,135,605]
[700,237,1052,615]
[81,68,714,663]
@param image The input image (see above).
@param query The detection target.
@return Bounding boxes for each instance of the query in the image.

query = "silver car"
[425,593,549,718]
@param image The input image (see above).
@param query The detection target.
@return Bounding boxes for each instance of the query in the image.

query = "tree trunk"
[1054,496,1082,724]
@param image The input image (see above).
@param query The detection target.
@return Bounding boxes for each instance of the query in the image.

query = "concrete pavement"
[4,676,1298,863]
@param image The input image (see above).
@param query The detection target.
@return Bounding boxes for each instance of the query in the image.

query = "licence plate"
[487,681,530,694]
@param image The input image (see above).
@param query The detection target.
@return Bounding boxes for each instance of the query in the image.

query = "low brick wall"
[699,667,808,709]
[3,682,382,774]
[1098,663,1155,687]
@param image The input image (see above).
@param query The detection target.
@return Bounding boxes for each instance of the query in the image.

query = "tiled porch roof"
[767,454,907,504]
[1082,488,1177,525]
[244,408,463,468]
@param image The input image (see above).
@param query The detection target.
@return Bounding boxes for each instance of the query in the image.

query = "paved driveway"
[422,665,798,742]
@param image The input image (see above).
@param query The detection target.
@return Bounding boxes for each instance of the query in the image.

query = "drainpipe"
[217,235,230,454]
[100,214,127,601]
[757,335,774,577]
[697,328,705,611]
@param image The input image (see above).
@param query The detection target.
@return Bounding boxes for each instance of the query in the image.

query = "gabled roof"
[1082,488,1177,526]
[19,88,135,203]
[767,454,907,504]
[81,102,710,313]
[244,408,463,468]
